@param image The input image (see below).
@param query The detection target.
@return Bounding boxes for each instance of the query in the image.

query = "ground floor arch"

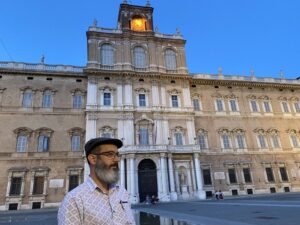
[138,158,158,202]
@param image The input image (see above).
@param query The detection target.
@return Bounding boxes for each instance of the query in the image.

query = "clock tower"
[118,1,154,32]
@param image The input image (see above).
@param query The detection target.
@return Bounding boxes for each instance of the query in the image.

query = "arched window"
[165,49,177,71]
[133,47,146,68]
[100,44,114,66]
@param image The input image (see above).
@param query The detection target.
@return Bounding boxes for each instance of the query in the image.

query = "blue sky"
[0,0,299,79]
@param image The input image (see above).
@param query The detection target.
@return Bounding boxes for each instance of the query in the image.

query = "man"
[58,137,135,225]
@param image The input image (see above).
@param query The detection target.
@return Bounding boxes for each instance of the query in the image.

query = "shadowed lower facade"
[0,2,300,210]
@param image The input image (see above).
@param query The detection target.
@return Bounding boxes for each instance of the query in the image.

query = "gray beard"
[94,159,119,185]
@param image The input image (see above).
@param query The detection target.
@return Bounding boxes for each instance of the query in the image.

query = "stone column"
[186,118,196,145]
[182,84,192,108]
[168,154,177,200]
[117,81,123,108]
[160,85,167,107]
[162,118,170,145]
[193,153,206,199]
[86,78,97,108]
[129,156,137,203]
[84,114,97,180]
[174,169,180,197]
[160,153,169,201]
[29,171,35,195]
[87,39,98,67]
[120,157,125,188]
[124,78,133,109]
[6,172,12,196]
[43,173,48,195]
[151,80,159,107]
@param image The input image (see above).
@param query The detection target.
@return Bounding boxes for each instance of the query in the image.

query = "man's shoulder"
[64,182,90,200]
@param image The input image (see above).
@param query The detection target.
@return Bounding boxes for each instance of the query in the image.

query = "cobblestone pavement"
[0,193,299,225]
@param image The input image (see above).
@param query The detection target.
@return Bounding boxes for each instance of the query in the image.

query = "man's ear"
[87,154,97,166]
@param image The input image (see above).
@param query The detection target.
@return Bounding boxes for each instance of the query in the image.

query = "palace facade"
[0,1,300,210]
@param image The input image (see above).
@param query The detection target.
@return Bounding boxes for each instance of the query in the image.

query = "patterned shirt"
[58,177,135,225]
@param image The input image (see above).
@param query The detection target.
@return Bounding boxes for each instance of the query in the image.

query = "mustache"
[110,163,119,169]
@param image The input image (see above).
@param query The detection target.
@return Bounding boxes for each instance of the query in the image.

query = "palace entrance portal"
[138,159,158,202]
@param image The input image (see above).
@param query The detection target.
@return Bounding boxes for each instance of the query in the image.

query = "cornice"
[0,68,85,78]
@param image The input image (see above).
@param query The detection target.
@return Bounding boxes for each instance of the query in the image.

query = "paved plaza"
[0,193,299,225]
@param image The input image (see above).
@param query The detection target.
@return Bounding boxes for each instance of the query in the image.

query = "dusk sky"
[0,0,299,79]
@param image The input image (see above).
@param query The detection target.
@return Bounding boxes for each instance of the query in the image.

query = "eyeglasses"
[92,152,120,159]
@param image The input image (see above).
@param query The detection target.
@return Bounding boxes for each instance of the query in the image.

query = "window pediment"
[71,88,86,95]
[259,95,271,100]
[13,127,33,135]
[246,94,257,100]
[278,96,288,101]
[253,128,266,134]
[218,128,231,134]
[167,89,181,95]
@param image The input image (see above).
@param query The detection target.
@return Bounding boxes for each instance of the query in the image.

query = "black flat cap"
[85,137,123,157]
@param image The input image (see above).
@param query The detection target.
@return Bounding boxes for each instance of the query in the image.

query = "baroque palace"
[1,1,300,210]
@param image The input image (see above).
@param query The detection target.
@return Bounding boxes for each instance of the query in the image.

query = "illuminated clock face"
[131,18,146,31]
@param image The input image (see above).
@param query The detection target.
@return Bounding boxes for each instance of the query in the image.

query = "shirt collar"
[87,176,119,193]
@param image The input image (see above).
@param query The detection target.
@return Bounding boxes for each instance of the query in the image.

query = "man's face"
[93,144,120,185]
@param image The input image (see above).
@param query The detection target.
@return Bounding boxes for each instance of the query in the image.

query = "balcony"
[120,145,201,154]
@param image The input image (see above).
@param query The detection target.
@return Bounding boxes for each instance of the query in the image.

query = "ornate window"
[7,168,28,200]
[171,95,179,107]
[100,43,114,66]
[290,97,300,113]
[164,49,177,71]
[228,168,237,184]
[35,128,53,152]
[99,126,116,138]
[282,101,290,113]
[135,88,149,108]
[193,99,200,111]
[267,129,281,149]
[262,101,272,113]
[218,128,232,150]
[172,126,185,145]
[139,94,146,107]
[30,167,50,198]
[22,89,34,108]
[103,93,111,106]
[135,116,153,145]
[232,129,247,150]
[14,127,33,153]
[215,98,225,112]
[100,87,114,107]
[133,46,146,69]
[265,167,275,182]
[279,167,289,182]
[254,129,268,149]
[243,168,252,183]
[71,89,85,109]
[66,166,83,192]
[202,168,212,185]
[247,95,260,113]
[197,129,208,150]
[287,129,300,148]
[42,90,53,108]
[68,128,85,152]
[168,89,181,108]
